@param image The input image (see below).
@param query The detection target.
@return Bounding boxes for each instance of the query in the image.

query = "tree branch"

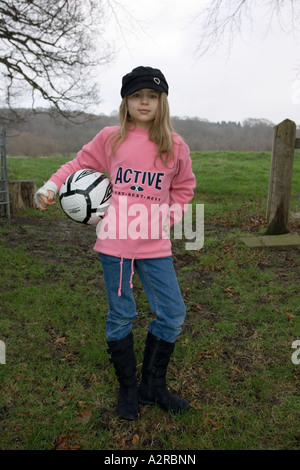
[0,0,117,121]
[193,0,300,58]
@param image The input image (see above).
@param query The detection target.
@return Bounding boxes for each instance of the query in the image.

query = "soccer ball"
[59,169,112,224]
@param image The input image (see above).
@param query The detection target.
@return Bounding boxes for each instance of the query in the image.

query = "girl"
[35,66,196,420]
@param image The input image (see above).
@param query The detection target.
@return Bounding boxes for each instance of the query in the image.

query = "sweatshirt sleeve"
[48,127,113,190]
[168,139,196,226]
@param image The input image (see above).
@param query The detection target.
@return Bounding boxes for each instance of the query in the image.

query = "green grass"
[6,155,73,187]
[0,151,300,450]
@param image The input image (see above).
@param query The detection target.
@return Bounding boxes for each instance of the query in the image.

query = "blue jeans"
[99,254,186,343]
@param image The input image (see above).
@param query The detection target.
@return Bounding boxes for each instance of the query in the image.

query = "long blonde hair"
[109,92,175,166]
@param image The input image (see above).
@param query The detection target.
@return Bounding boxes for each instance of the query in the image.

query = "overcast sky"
[96,0,300,125]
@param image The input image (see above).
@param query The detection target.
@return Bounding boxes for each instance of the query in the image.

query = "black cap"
[120,66,169,98]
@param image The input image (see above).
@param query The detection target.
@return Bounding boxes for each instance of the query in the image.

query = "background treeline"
[0,108,292,156]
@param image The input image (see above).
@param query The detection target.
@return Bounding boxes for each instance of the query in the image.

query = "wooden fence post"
[266,119,297,235]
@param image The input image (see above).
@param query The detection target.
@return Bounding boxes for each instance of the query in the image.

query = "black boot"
[138,332,189,414]
[107,332,139,420]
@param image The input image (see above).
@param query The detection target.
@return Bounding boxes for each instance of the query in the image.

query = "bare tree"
[193,0,300,58]
[0,0,130,120]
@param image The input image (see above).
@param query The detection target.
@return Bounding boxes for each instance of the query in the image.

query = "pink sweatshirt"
[49,126,196,261]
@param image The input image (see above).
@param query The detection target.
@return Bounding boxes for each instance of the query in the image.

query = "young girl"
[35,66,196,421]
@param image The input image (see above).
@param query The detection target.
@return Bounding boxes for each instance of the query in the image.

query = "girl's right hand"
[36,190,56,211]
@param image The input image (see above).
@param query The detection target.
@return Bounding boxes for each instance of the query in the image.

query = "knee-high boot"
[107,332,139,420]
[138,332,189,414]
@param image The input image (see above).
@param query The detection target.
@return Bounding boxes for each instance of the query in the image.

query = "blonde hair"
[109,92,175,166]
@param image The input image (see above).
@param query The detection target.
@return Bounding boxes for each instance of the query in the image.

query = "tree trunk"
[8,180,37,213]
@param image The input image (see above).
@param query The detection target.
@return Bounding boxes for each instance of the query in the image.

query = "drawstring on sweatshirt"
[130,258,135,289]
[118,256,124,297]
[118,256,135,297]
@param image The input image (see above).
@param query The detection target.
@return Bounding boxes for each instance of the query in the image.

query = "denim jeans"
[99,254,186,343]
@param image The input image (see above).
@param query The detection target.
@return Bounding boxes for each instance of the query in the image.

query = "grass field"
[0,151,300,450]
